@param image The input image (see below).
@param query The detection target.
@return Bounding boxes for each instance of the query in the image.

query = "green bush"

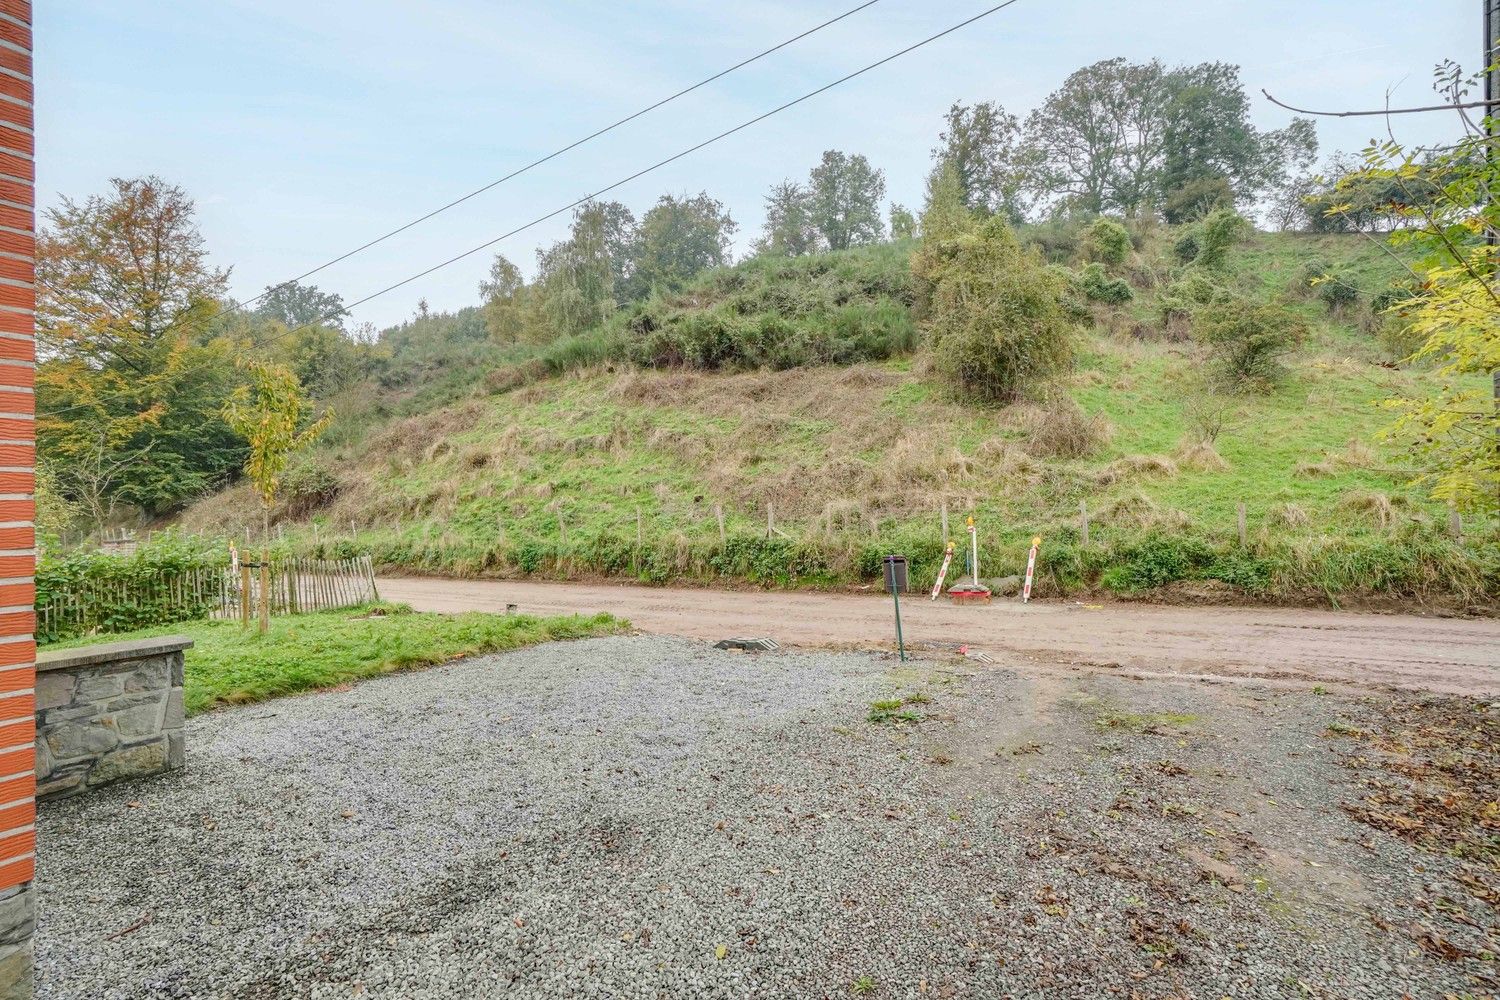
[1078,263,1134,304]
[1087,218,1131,265]
[1171,230,1201,265]
[37,532,228,643]
[914,216,1075,404]
[1196,300,1308,391]
[1157,270,1229,326]
[1191,209,1251,270]
[1315,274,1360,311]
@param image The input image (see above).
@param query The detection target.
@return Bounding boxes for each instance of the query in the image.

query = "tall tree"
[1016,58,1317,219]
[630,192,736,295]
[754,181,815,257]
[931,101,1027,220]
[806,150,886,250]
[535,200,637,338]
[1160,62,1316,215]
[36,176,242,517]
[254,280,347,330]
[1021,58,1172,216]
[478,253,527,342]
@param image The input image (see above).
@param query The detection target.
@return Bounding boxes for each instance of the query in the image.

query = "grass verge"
[48,603,627,716]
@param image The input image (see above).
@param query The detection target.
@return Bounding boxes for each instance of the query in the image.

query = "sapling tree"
[223,360,332,630]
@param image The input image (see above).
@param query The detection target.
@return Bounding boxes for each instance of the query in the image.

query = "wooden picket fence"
[37,554,380,642]
[232,555,380,619]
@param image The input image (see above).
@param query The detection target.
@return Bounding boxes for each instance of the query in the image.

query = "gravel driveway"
[35,635,1499,999]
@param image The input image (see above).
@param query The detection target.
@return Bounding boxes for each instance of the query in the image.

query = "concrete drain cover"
[713,637,780,652]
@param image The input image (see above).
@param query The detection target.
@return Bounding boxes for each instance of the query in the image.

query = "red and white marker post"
[1022,536,1041,604]
[930,541,955,600]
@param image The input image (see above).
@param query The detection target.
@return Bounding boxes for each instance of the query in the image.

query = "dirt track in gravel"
[378,576,1500,697]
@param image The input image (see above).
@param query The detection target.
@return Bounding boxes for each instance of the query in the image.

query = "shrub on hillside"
[1191,209,1251,270]
[1315,273,1360,312]
[1016,398,1112,458]
[1077,263,1134,304]
[605,244,918,371]
[1196,300,1308,391]
[1019,216,1090,263]
[1087,218,1131,265]
[1157,270,1230,327]
[1171,230,1200,264]
[914,216,1075,404]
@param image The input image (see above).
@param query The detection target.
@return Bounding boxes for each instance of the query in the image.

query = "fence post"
[941,500,949,543]
[240,560,252,629]
[1080,500,1090,547]
[366,554,380,602]
[715,504,725,542]
[1449,507,1463,544]
[288,559,299,615]
[766,501,773,540]
[1236,502,1248,547]
[258,548,270,634]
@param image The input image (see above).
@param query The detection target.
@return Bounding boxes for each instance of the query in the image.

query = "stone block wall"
[34,638,190,801]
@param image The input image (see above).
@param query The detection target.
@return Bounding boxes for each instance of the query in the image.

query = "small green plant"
[851,974,876,994]
[1094,710,1198,733]
[867,698,905,723]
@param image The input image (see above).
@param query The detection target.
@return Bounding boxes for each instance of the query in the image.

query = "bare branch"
[1261,90,1499,118]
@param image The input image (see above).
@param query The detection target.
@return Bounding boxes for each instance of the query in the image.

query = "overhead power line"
[260,0,1026,331]
[230,0,886,316]
[46,0,1026,420]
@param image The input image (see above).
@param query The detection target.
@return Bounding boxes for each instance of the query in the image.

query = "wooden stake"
[941,500,949,543]
[240,562,252,628]
[1079,500,1090,547]
[766,501,774,540]
[258,548,270,634]
[1236,502,1248,547]
[1449,507,1463,544]
[715,504,725,542]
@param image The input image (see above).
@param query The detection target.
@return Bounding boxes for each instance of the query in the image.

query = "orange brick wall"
[0,0,33,894]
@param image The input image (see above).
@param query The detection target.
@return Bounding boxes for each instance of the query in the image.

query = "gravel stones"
[35,636,1497,999]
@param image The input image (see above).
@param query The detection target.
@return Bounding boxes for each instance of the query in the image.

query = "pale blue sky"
[38,1,1472,330]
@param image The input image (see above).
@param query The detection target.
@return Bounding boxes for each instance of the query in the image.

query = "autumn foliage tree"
[37,176,241,519]
[1328,61,1499,512]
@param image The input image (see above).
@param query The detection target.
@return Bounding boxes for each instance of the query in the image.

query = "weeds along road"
[378,576,1500,697]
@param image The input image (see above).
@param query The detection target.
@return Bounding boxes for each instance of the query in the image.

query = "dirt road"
[379,576,1500,696]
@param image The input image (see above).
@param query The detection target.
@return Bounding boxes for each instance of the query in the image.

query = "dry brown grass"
[1094,454,1179,486]
[1174,437,1229,472]
[1266,502,1310,530]
[1011,400,1113,459]
[1293,460,1337,479]
[1092,492,1192,533]
[1337,489,1402,530]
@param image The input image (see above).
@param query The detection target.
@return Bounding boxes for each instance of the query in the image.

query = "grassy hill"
[180,225,1498,610]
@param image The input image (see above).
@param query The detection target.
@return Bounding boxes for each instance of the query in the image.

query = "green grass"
[178,230,1498,608]
[49,604,627,716]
